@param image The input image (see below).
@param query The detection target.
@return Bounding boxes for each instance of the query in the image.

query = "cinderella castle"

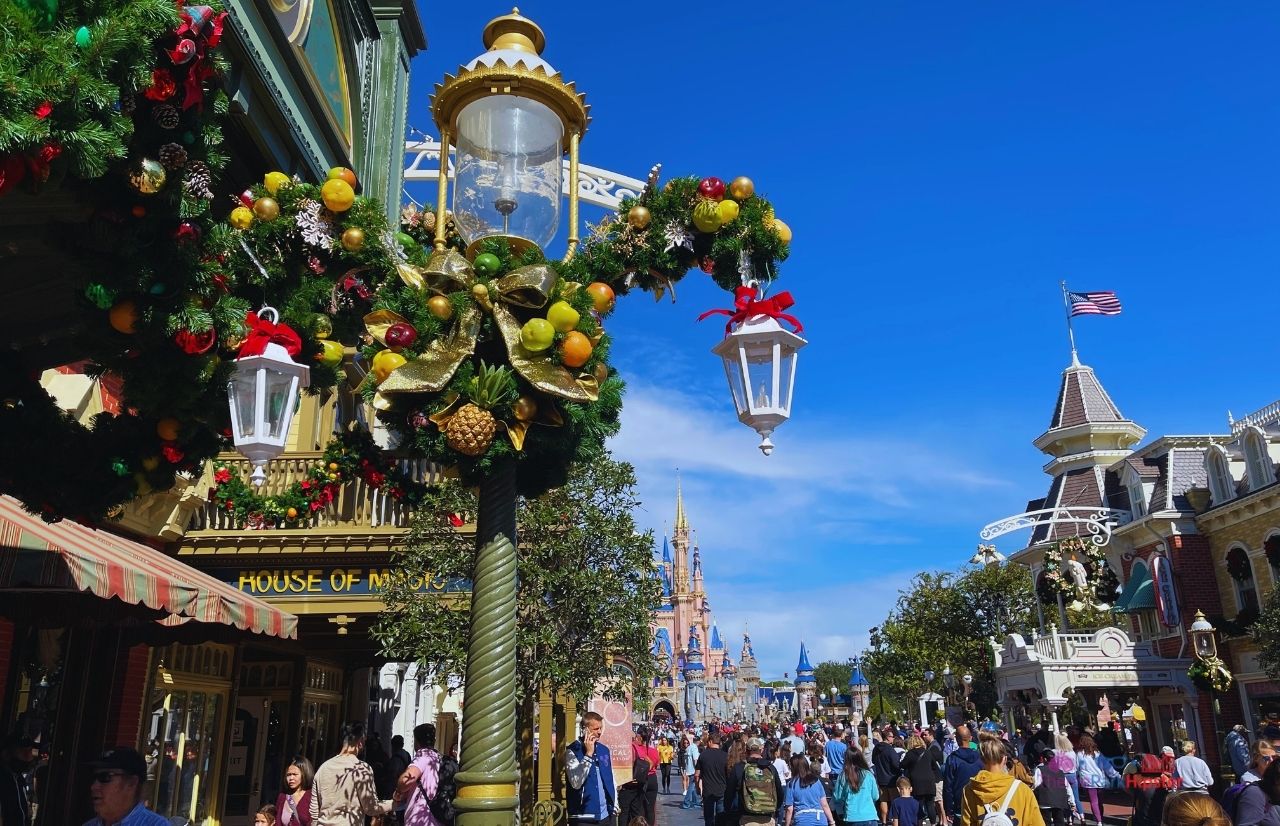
[649,483,762,723]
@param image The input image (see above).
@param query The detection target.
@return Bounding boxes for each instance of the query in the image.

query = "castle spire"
[675,472,688,532]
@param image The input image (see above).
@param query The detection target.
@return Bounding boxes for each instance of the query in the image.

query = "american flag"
[1068,290,1122,317]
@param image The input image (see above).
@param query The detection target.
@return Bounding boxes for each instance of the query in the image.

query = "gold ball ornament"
[627,205,652,229]
[340,227,365,251]
[286,507,298,519]
[252,197,280,222]
[718,199,740,223]
[229,207,254,230]
[427,295,454,321]
[263,171,291,195]
[770,218,793,244]
[312,314,333,339]
[155,418,181,441]
[371,349,407,383]
[127,158,166,195]
[729,176,755,200]
[327,462,339,472]
[141,455,160,471]
[320,178,355,212]
[513,395,539,422]
[108,299,139,334]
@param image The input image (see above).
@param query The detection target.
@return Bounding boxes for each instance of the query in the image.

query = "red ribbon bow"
[697,286,804,336]
[238,311,303,359]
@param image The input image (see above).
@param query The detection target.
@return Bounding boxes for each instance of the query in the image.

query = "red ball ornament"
[700,257,716,274]
[384,322,418,350]
[174,328,216,355]
[238,189,254,208]
[173,221,202,245]
[698,177,726,201]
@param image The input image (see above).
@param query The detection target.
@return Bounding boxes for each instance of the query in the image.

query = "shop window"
[1228,546,1260,613]
[143,687,225,824]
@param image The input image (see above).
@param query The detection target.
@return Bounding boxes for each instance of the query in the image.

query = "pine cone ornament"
[183,161,213,199]
[158,143,188,170]
[119,93,136,115]
[421,211,436,232]
[153,104,179,129]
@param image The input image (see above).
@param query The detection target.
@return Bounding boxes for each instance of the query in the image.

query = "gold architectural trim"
[457,783,519,799]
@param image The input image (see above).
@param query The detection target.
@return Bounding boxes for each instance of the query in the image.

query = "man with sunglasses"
[84,747,168,825]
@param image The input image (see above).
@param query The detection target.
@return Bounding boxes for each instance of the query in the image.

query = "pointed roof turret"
[794,642,816,684]
[711,624,723,650]
[848,666,869,687]
[740,630,756,663]
[662,535,672,563]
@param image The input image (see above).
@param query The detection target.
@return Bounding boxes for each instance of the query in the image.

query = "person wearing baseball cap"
[85,746,169,825]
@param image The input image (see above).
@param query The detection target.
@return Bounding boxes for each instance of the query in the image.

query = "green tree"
[373,453,663,704]
[863,563,1035,718]
[814,660,854,697]
[1253,585,1280,679]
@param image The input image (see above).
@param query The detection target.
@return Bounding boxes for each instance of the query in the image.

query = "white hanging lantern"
[711,308,806,455]
[226,307,310,485]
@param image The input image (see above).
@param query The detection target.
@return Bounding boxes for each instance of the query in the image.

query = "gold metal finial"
[483,8,546,54]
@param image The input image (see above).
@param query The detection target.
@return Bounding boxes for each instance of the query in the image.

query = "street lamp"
[428,13,589,826]
[226,307,310,485]
[712,311,807,455]
[1190,609,1226,773]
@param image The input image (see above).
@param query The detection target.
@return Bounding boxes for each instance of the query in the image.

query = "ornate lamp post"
[427,13,589,826]
[1190,609,1227,773]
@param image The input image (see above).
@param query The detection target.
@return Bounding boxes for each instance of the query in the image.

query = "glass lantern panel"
[263,369,298,441]
[228,371,259,439]
[1193,634,1216,659]
[721,354,747,415]
[454,96,563,249]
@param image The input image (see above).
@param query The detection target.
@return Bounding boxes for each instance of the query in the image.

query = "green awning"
[1114,564,1154,613]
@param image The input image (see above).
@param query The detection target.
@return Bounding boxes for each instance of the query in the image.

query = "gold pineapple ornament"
[446,362,517,456]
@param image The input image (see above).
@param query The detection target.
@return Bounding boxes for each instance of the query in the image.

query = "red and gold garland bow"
[697,286,804,336]
[238,311,302,358]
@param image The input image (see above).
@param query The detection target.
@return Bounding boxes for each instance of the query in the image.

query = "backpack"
[980,779,1022,826]
[429,753,459,825]
[1222,780,1258,821]
[742,761,779,816]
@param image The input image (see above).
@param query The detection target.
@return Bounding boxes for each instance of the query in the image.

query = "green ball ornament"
[474,252,501,277]
[74,25,92,48]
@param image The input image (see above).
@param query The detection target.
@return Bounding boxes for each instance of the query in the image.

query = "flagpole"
[1060,280,1079,365]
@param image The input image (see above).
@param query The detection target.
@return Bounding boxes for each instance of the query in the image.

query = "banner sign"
[212,566,469,599]
[1152,555,1179,628]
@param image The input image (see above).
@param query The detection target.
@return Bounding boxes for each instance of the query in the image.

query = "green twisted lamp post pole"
[428,12,590,826]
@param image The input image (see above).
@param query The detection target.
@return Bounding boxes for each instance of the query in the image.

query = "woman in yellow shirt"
[657,737,676,794]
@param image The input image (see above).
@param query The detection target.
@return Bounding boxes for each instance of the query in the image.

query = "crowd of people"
[565,717,1280,826]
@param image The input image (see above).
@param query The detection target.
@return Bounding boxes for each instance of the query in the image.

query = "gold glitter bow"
[377,249,600,405]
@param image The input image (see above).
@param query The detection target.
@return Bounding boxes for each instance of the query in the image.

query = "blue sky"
[403,3,1280,679]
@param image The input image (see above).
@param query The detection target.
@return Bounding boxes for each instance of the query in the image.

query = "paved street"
[656,787,703,826]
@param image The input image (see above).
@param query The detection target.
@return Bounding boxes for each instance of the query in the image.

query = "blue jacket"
[567,739,615,822]
[942,745,982,816]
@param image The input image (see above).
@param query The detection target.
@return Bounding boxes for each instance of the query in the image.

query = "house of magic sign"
[214,566,470,598]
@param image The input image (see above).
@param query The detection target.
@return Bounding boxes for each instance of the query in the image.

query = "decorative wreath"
[1039,536,1117,605]
[1227,547,1253,582]
[0,0,800,523]
[1188,656,1233,693]
[1265,535,1280,569]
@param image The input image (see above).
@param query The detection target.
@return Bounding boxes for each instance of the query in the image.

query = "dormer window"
[1244,427,1275,491]
[1207,446,1235,505]
[1128,480,1147,517]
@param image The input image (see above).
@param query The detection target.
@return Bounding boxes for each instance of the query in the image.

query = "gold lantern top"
[430,9,590,258]
[431,9,589,140]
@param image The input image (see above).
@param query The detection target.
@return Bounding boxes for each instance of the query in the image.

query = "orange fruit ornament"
[286,507,298,519]
[327,167,358,188]
[560,331,592,368]
[321,179,355,212]
[155,418,181,441]
[108,299,139,334]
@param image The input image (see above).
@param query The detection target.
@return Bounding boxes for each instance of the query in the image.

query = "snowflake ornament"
[662,222,693,254]
[294,199,333,250]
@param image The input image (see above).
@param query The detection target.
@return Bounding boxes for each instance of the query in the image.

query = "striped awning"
[0,496,296,639]
[1114,563,1155,614]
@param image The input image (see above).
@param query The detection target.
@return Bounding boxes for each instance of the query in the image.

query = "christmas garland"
[1187,656,1233,693]
[209,430,431,528]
